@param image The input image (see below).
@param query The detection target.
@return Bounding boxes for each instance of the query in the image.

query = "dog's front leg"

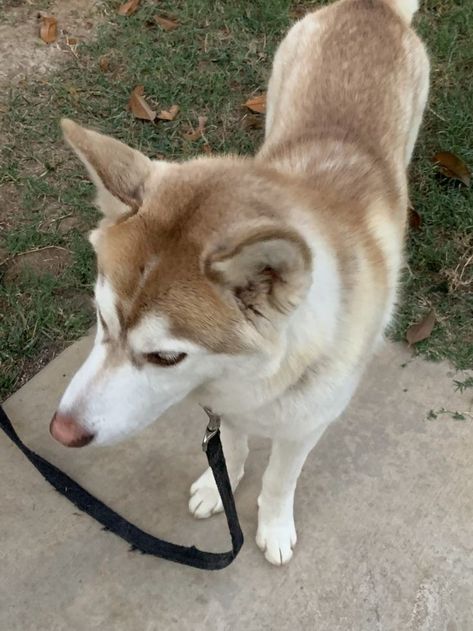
[257,425,328,565]
[189,420,249,519]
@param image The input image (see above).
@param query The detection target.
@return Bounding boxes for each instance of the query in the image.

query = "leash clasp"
[202,407,221,452]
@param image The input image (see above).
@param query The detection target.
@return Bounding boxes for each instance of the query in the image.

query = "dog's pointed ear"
[204,226,312,317]
[61,119,158,220]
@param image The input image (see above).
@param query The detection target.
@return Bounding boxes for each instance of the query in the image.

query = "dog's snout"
[50,411,94,447]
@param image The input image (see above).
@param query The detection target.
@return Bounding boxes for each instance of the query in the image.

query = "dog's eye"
[145,351,187,367]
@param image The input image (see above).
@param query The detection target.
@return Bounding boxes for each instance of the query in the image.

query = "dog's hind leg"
[189,421,249,519]
[256,424,328,565]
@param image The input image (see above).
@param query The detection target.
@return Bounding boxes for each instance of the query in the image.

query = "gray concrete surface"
[1,337,473,631]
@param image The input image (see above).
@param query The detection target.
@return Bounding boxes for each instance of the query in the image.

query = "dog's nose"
[50,411,94,447]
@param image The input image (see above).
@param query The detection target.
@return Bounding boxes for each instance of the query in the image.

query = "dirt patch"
[0,0,102,89]
[0,243,8,264]
[59,288,93,312]
[3,245,71,283]
[14,344,62,393]
[0,0,105,225]
[0,183,23,233]
[0,0,103,399]
[56,215,83,234]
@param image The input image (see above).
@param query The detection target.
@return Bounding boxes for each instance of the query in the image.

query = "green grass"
[0,0,472,399]
[390,0,473,369]
[453,376,473,393]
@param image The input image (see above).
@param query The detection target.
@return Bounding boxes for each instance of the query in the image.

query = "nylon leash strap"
[0,405,243,570]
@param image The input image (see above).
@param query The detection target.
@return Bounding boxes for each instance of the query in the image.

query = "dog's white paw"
[256,516,297,566]
[189,468,223,519]
[189,465,245,519]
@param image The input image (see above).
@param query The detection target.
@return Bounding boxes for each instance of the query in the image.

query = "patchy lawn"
[0,0,472,400]
[392,0,473,368]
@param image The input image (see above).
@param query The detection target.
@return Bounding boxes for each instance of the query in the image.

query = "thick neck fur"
[199,216,341,415]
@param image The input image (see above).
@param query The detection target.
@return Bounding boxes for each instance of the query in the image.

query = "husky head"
[51,120,312,447]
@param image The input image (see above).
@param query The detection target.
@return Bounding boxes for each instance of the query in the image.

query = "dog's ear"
[204,226,312,317]
[61,119,161,220]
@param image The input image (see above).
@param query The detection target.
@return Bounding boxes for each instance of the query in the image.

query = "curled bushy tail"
[385,0,419,23]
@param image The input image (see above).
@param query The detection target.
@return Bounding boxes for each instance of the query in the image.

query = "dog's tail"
[384,0,419,24]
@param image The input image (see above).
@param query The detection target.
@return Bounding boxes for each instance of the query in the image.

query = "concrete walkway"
[1,337,473,631]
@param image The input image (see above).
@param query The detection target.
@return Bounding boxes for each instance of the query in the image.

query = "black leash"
[0,404,243,570]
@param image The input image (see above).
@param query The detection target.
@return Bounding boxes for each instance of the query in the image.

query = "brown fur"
[93,161,313,352]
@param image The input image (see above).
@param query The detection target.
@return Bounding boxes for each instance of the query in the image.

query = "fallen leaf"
[98,55,110,72]
[118,0,140,16]
[408,200,422,230]
[154,15,179,31]
[409,208,422,230]
[202,143,212,155]
[157,105,180,121]
[406,311,436,346]
[242,113,264,130]
[218,26,231,40]
[183,116,207,141]
[432,151,471,187]
[66,36,78,46]
[39,15,58,44]
[290,6,307,18]
[128,85,156,122]
[244,93,266,114]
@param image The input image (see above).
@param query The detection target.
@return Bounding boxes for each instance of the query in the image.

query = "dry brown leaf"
[244,93,266,114]
[218,26,231,40]
[118,0,140,16]
[242,113,264,130]
[157,105,180,121]
[433,151,471,187]
[406,311,436,346]
[409,208,422,230]
[202,143,212,155]
[154,15,179,31]
[128,85,156,122]
[183,116,207,141]
[99,55,110,72]
[290,6,307,18]
[39,15,58,44]
[408,200,422,230]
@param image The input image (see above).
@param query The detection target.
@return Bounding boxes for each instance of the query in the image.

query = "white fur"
[95,276,121,339]
[366,203,405,333]
[387,0,419,23]
[59,303,214,445]
[127,316,197,356]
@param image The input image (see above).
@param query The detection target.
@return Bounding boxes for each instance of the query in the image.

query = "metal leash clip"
[202,406,221,452]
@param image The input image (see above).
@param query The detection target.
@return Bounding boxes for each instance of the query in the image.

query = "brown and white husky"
[51,0,429,565]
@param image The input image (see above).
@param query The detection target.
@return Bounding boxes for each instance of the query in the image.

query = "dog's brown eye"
[145,352,187,367]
